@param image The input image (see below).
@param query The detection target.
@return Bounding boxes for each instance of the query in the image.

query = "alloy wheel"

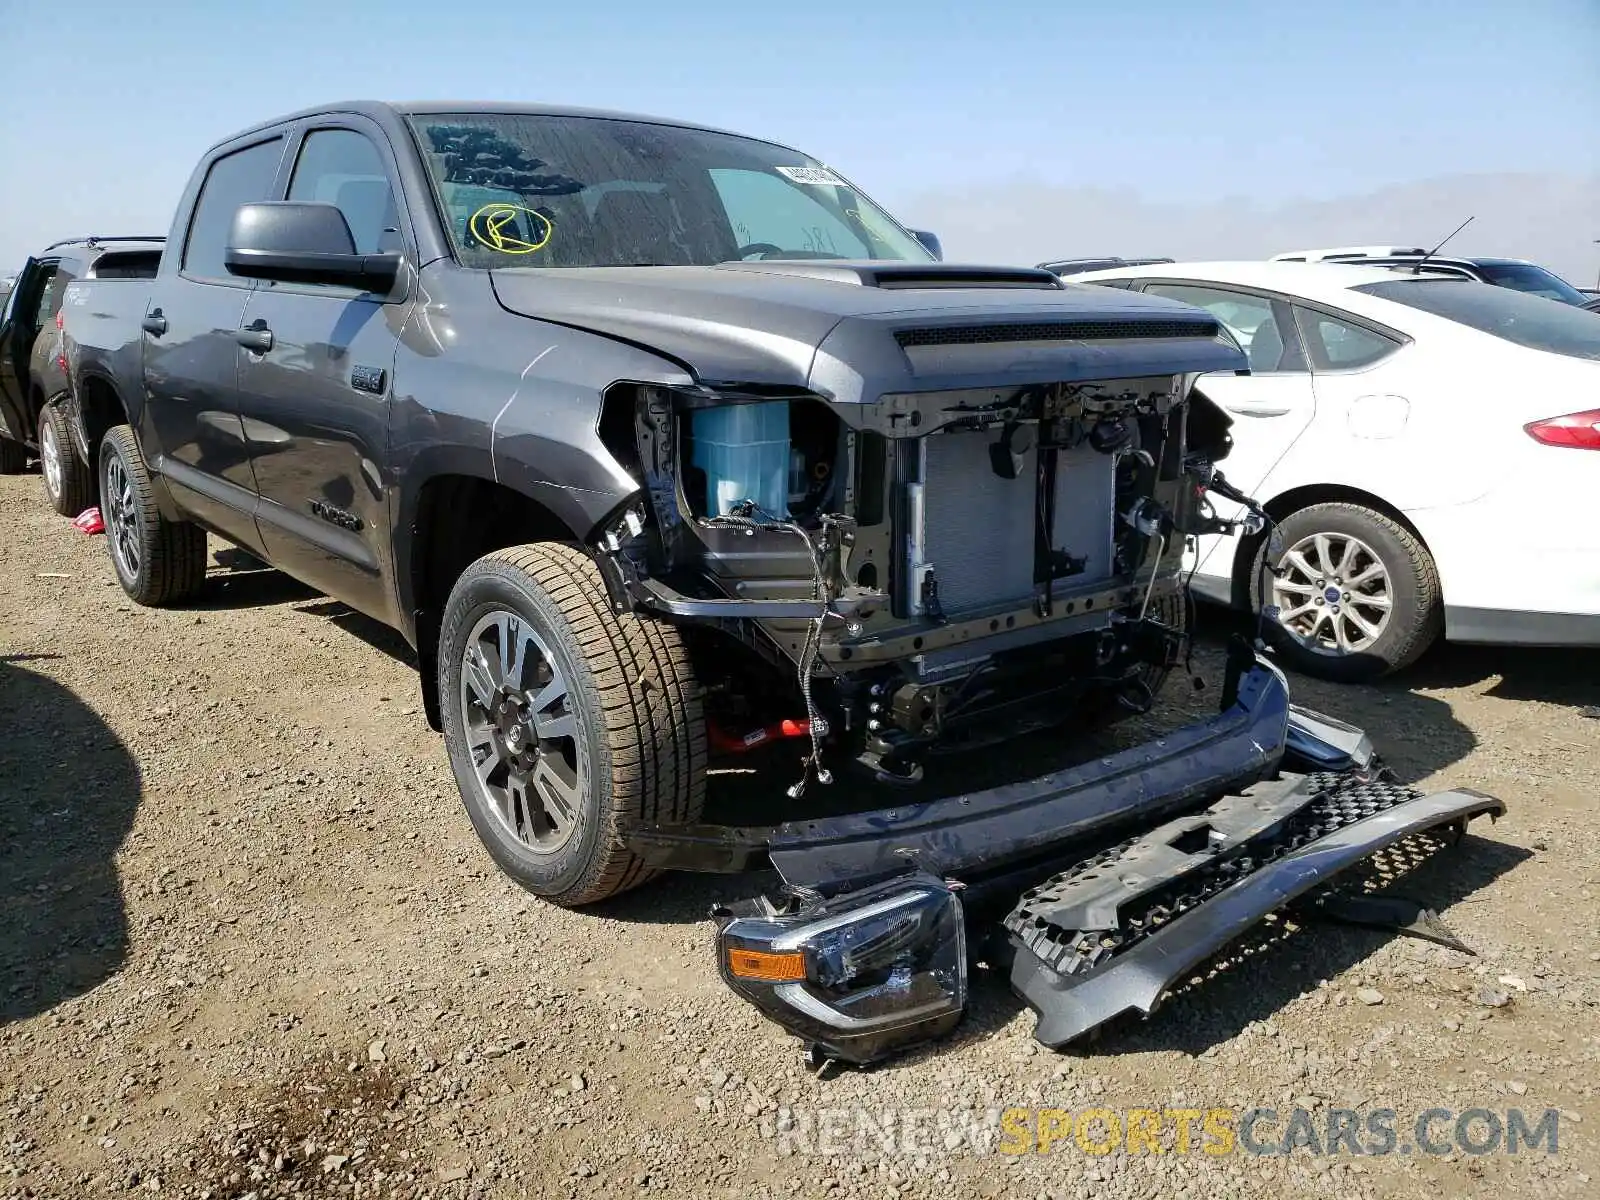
[103,454,140,579]
[458,610,587,853]
[1271,531,1393,656]
[40,419,61,501]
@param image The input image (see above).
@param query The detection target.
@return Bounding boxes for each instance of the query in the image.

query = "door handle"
[141,310,167,337]
[1222,402,1291,418]
[236,319,274,354]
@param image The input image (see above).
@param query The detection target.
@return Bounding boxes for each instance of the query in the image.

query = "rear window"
[1353,279,1600,361]
[87,250,162,280]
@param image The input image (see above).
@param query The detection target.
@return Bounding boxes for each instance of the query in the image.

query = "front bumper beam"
[637,650,1307,886]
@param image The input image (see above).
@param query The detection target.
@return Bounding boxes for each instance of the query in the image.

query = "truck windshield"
[406,112,931,269]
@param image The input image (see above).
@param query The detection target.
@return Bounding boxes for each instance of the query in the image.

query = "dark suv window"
[1470,261,1588,305]
[183,138,285,280]
[287,130,401,256]
[26,264,62,330]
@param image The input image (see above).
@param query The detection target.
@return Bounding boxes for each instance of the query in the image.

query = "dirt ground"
[2,469,1597,1200]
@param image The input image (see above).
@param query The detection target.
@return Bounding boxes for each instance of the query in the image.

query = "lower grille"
[916,430,1114,614]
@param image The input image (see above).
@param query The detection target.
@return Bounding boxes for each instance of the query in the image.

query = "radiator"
[914,431,1115,615]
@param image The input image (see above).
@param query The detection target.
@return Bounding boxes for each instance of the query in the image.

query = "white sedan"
[1071,261,1600,681]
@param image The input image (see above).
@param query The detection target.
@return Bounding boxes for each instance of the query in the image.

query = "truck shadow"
[289,599,418,667]
[0,658,140,1024]
[181,558,419,667]
[187,562,318,611]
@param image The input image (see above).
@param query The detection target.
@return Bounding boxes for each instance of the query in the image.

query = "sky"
[1,0,1596,279]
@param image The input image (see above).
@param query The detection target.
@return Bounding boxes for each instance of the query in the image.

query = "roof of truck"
[216,100,782,154]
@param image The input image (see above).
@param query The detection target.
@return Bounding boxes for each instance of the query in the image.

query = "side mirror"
[225,202,402,295]
[911,229,943,261]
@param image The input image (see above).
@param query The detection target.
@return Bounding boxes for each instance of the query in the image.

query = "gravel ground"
[1,470,1597,1200]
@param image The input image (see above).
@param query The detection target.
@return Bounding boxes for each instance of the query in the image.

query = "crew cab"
[60,102,1505,1064]
[0,237,162,512]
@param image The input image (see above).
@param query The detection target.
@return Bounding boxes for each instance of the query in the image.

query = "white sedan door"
[1138,282,1318,583]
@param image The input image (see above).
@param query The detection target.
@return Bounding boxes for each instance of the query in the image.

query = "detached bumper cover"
[698,649,1505,1063]
[1007,777,1504,1048]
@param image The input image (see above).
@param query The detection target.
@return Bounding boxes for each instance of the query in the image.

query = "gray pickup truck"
[61,100,1502,1064]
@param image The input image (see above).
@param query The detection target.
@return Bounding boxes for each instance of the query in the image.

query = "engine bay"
[598,370,1246,793]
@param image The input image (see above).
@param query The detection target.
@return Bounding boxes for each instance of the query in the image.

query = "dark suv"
[1278,252,1592,306]
[1037,256,1174,277]
[0,237,163,512]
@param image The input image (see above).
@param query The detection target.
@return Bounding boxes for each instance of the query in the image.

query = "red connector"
[708,718,812,754]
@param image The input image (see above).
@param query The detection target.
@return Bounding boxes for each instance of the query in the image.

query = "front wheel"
[99,425,208,605]
[438,543,707,906]
[1251,502,1441,682]
[41,404,93,516]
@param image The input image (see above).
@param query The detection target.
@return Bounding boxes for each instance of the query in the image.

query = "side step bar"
[1007,775,1504,1049]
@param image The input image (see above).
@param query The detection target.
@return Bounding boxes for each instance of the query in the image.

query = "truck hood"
[489,261,1246,401]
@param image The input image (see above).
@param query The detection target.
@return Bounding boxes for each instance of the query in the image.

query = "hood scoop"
[895,317,1221,348]
[713,261,1065,291]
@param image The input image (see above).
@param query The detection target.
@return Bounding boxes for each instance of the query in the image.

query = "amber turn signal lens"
[725,947,806,982]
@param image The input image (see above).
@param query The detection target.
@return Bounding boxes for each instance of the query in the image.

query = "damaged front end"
[581,281,1503,1065]
[596,303,1250,794]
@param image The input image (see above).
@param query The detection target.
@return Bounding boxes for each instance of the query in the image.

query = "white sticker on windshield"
[776,165,845,187]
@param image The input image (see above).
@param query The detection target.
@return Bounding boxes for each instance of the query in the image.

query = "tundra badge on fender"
[309,498,363,532]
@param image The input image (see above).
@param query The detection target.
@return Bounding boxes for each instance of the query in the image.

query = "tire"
[438,543,707,906]
[1250,501,1441,683]
[0,437,26,474]
[40,403,93,516]
[98,425,208,606]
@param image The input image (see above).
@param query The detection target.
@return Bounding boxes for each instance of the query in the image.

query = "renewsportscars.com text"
[767,1105,1562,1159]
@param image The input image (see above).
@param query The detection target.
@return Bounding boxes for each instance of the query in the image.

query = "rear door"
[0,258,60,445]
[1138,281,1317,580]
[1289,302,1413,486]
[235,119,411,624]
[29,254,82,405]
[141,134,288,553]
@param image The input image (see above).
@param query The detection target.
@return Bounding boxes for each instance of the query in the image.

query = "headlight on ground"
[717,876,967,1064]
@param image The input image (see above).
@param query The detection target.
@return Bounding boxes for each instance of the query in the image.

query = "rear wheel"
[99,425,208,605]
[0,437,26,474]
[439,543,707,906]
[1251,502,1440,682]
[40,404,92,516]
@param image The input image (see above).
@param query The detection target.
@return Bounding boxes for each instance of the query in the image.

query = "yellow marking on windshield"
[468,203,554,255]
